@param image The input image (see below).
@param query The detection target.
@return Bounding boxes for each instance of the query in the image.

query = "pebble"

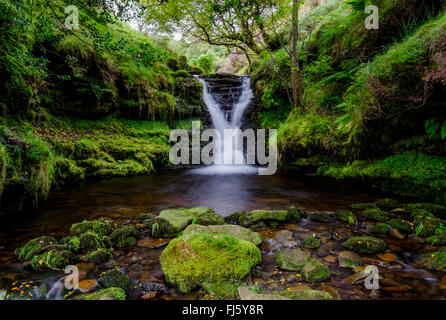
[377,253,397,262]
[390,229,405,240]
[440,276,446,290]
[77,279,99,293]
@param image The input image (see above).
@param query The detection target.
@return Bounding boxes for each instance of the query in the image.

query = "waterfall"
[193,75,257,175]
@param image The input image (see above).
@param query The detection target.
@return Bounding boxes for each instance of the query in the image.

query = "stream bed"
[0,168,445,300]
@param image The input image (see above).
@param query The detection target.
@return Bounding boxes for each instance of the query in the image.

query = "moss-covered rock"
[302,236,320,249]
[136,213,156,221]
[406,203,446,219]
[277,289,333,300]
[417,251,446,272]
[69,232,105,252]
[69,220,113,237]
[276,248,309,271]
[98,270,132,293]
[73,287,126,300]
[337,210,357,225]
[110,225,136,247]
[183,224,263,246]
[18,236,58,261]
[160,232,261,293]
[342,236,387,254]
[145,207,215,237]
[338,250,363,268]
[415,218,444,238]
[195,211,225,225]
[426,231,446,246]
[411,209,435,223]
[200,280,243,300]
[84,248,113,264]
[363,208,389,222]
[232,207,300,227]
[301,259,331,282]
[350,203,377,210]
[388,219,413,234]
[30,249,73,271]
[372,223,390,234]
[374,199,399,210]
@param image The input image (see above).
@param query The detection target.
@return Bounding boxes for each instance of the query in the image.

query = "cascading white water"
[193,75,257,175]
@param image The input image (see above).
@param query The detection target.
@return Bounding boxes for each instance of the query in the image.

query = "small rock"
[390,229,405,240]
[309,213,330,223]
[141,291,157,300]
[338,251,363,268]
[137,238,168,249]
[285,275,297,283]
[77,279,99,293]
[323,255,337,264]
[377,253,397,262]
[440,276,446,290]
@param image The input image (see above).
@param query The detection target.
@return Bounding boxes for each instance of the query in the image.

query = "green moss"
[417,251,446,272]
[350,203,377,210]
[301,259,331,282]
[406,203,446,219]
[342,236,387,254]
[276,248,309,272]
[18,236,57,261]
[110,225,136,248]
[30,249,73,271]
[337,210,357,225]
[415,218,444,238]
[69,220,113,237]
[98,270,132,293]
[84,248,113,264]
[363,208,389,222]
[277,289,332,300]
[372,223,390,234]
[302,236,320,249]
[388,219,413,234]
[70,232,105,252]
[160,232,261,293]
[183,224,263,246]
[200,280,243,300]
[235,208,300,227]
[374,199,399,210]
[195,212,225,226]
[73,287,126,300]
[426,231,446,246]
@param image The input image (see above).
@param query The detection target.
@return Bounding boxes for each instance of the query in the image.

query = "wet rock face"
[200,73,256,129]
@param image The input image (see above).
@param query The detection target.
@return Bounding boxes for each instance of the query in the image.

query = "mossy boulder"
[69,220,113,237]
[426,231,446,246]
[195,211,225,225]
[372,223,390,234]
[363,208,389,222]
[301,259,331,282]
[350,203,377,210]
[276,289,333,300]
[110,225,136,247]
[342,236,387,254]
[69,232,105,252]
[406,203,446,219]
[232,207,300,228]
[160,232,261,293]
[374,199,399,210]
[73,287,126,300]
[276,248,309,271]
[338,250,363,268]
[337,210,357,225]
[388,219,413,234]
[200,280,242,300]
[275,248,330,282]
[98,270,132,293]
[183,224,263,246]
[18,236,58,261]
[30,249,73,271]
[84,248,113,264]
[302,236,320,249]
[411,209,435,223]
[145,207,215,237]
[417,251,446,272]
[416,218,444,237]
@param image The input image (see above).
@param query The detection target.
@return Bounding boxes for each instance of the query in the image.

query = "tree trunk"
[290,0,301,110]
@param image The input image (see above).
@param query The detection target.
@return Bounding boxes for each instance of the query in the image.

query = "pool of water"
[0,168,444,300]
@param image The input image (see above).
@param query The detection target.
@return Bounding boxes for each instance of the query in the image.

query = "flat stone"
[183,224,263,246]
[377,253,397,262]
[390,229,405,240]
[137,238,168,249]
[77,279,99,293]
